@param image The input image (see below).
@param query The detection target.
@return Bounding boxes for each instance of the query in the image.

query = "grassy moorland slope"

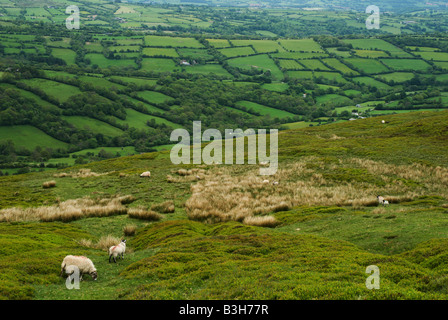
[0,110,447,300]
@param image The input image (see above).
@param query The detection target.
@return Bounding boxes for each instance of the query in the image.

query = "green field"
[261,82,289,92]
[352,76,392,90]
[342,39,412,58]
[277,59,304,70]
[227,54,284,80]
[316,94,352,107]
[142,47,178,58]
[322,58,359,75]
[235,100,295,119]
[61,116,124,137]
[230,40,285,53]
[414,51,448,61]
[279,39,323,52]
[19,78,82,103]
[183,64,232,77]
[354,50,390,58]
[206,39,231,48]
[380,59,431,71]
[218,46,255,58]
[116,108,181,129]
[140,58,177,73]
[344,58,390,74]
[286,70,314,80]
[300,59,331,71]
[135,90,175,105]
[51,48,77,65]
[85,54,138,69]
[144,35,204,48]
[376,72,415,83]
[0,125,68,150]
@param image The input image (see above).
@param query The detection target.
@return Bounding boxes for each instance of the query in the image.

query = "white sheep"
[272,181,279,185]
[377,195,384,204]
[60,255,97,281]
[140,171,151,178]
[262,179,269,184]
[383,200,389,206]
[109,239,126,263]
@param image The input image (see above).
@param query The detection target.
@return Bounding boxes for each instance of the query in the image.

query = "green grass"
[135,90,175,105]
[322,58,359,75]
[206,39,231,48]
[227,54,284,80]
[144,35,204,48]
[354,50,390,58]
[230,40,285,53]
[278,59,304,70]
[235,100,295,119]
[183,64,232,77]
[352,76,392,90]
[142,47,178,58]
[18,78,82,103]
[316,94,352,107]
[140,58,177,73]
[110,76,158,87]
[279,39,324,52]
[286,70,314,80]
[415,51,448,61]
[300,59,331,71]
[272,52,328,59]
[85,54,138,69]
[376,72,415,83]
[1,111,448,300]
[342,39,412,58]
[314,72,348,84]
[218,46,255,58]
[343,58,390,74]
[380,59,431,71]
[51,48,77,65]
[117,108,181,129]
[0,125,68,150]
[61,116,124,137]
[261,82,289,92]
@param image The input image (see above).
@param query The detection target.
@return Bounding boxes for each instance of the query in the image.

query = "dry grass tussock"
[53,169,110,178]
[123,224,137,236]
[78,235,134,253]
[42,180,56,189]
[184,156,448,224]
[0,195,135,222]
[151,200,175,213]
[128,207,162,221]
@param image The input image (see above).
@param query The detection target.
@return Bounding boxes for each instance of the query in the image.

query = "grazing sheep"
[262,179,270,184]
[272,181,279,185]
[109,239,126,263]
[377,195,385,205]
[140,171,151,178]
[383,200,389,206]
[381,120,386,124]
[60,255,97,281]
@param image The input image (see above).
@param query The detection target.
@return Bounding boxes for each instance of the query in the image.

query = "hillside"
[1,110,448,300]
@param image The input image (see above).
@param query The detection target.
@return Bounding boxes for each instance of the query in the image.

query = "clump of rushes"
[151,200,175,213]
[123,224,137,236]
[128,207,162,221]
[42,180,56,189]
[243,216,279,228]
